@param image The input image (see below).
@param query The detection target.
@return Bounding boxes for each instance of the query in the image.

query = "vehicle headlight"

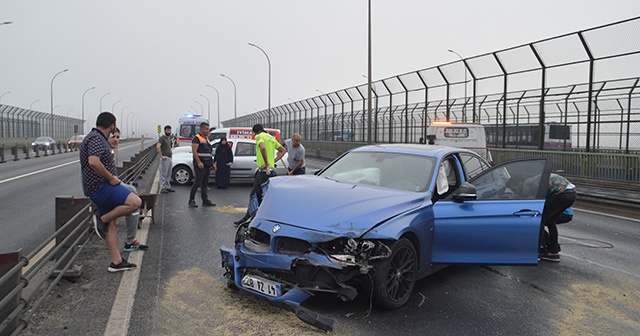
[44,142,49,145]
[31,143,35,146]
[318,238,391,269]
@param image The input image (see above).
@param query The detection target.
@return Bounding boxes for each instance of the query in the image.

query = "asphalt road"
[0,138,152,254]
[8,157,640,335]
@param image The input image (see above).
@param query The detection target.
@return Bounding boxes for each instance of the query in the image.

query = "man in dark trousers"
[188,122,215,208]
[80,112,142,272]
[234,124,286,225]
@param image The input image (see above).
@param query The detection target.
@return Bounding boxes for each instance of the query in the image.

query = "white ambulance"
[426,121,492,162]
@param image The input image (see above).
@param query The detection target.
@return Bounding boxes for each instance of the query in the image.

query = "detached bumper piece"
[220,246,338,332]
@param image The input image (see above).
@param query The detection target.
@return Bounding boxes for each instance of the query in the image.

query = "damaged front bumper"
[219,222,392,331]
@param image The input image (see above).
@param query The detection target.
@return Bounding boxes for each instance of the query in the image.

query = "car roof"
[349,144,479,160]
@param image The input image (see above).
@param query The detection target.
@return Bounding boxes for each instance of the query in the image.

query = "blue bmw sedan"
[220,144,551,330]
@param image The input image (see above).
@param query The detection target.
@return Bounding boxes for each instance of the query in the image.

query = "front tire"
[372,238,418,309]
[172,165,193,185]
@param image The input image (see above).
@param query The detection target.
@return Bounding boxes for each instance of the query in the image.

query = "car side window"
[235,142,255,157]
[470,159,547,200]
[459,153,490,180]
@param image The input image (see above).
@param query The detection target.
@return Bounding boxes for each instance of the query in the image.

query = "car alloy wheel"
[172,165,193,185]
[372,238,417,309]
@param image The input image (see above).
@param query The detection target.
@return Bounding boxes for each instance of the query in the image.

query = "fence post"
[12,144,19,162]
[53,197,90,278]
[0,251,23,336]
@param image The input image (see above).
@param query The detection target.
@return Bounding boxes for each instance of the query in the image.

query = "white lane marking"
[104,169,159,336]
[0,160,79,184]
[561,252,640,280]
[0,142,143,184]
[573,207,640,223]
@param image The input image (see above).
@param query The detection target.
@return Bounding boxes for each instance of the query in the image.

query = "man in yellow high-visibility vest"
[234,124,286,225]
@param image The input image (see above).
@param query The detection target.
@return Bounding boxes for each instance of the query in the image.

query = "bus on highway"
[484,122,572,150]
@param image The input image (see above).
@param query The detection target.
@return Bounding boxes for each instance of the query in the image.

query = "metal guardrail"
[0,144,157,336]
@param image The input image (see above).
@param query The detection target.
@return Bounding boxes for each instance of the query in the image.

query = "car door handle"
[513,210,540,217]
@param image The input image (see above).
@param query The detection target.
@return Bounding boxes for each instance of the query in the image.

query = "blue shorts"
[90,181,132,216]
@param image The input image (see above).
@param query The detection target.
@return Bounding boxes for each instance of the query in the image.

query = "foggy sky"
[1,0,639,135]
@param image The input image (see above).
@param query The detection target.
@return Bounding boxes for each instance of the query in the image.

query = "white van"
[426,122,492,162]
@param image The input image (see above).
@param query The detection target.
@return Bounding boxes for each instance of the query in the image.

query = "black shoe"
[166,188,176,192]
[161,189,169,194]
[539,253,560,262]
[108,258,137,272]
[93,213,108,240]
[234,213,252,225]
[188,200,198,208]
[202,200,216,207]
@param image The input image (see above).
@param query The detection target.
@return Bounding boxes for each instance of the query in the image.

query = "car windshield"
[36,137,49,141]
[319,151,436,192]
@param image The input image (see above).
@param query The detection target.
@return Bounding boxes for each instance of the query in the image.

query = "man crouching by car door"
[234,124,286,225]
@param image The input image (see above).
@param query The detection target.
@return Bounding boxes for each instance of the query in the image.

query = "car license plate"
[241,275,282,298]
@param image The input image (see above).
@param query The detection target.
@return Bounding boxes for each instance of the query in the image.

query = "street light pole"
[195,100,204,115]
[120,105,129,132]
[200,94,210,124]
[127,112,137,138]
[99,92,111,112]
[448,49,467,121]
[220,74,237,120]
[112,100,122,115]
[30,99,39,110]
[51,68,69,137]
[205,85,221,129]
[367,0,373,144]
[248,42,272,124]
[82,86,96,134]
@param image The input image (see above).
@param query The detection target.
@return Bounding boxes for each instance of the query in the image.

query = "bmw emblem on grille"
[272,224,281,234]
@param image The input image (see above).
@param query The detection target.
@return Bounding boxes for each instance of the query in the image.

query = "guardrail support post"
[0,144,5,163]
[0,251,22,335]
[24,144,30,160]
[53,197,90,278]
[34,146,40,158]
[43,145,49,157]
[12,144,19,161]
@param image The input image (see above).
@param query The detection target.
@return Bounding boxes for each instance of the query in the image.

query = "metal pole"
[50,68,69,137]
[0,92,9,138]
[200,94,210,124]
[220,74,237,119]
[112,100,121,114]
[248,43,272,124]
[195,100,204,115]
[448,49,467,121]
[367,0,372,144]
[81,86,95,134]
[99,92,111,112]
[205,85,221,129]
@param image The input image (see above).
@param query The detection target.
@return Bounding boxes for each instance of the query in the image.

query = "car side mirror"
[452,182,477,203]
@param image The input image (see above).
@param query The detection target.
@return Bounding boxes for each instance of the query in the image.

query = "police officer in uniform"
[188,122,215,208]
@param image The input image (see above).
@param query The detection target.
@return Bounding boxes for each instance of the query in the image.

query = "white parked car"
[171,139,289,185]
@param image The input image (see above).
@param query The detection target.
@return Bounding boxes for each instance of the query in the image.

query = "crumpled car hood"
[255,175,427,238]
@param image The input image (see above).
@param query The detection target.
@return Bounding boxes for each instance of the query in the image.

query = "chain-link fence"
[0,104,83,140]
[225,16,640,153]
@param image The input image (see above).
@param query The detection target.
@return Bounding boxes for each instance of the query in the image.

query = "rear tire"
[372,238,418,309]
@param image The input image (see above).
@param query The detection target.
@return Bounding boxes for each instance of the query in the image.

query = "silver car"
[171,139,288,185]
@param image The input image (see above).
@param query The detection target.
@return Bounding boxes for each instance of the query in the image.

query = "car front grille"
[275,237,311,255]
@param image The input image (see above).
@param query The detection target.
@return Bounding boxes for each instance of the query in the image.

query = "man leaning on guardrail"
[79,112,142,272]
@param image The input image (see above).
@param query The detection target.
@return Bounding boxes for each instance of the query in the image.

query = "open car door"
[431,158,552,265]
